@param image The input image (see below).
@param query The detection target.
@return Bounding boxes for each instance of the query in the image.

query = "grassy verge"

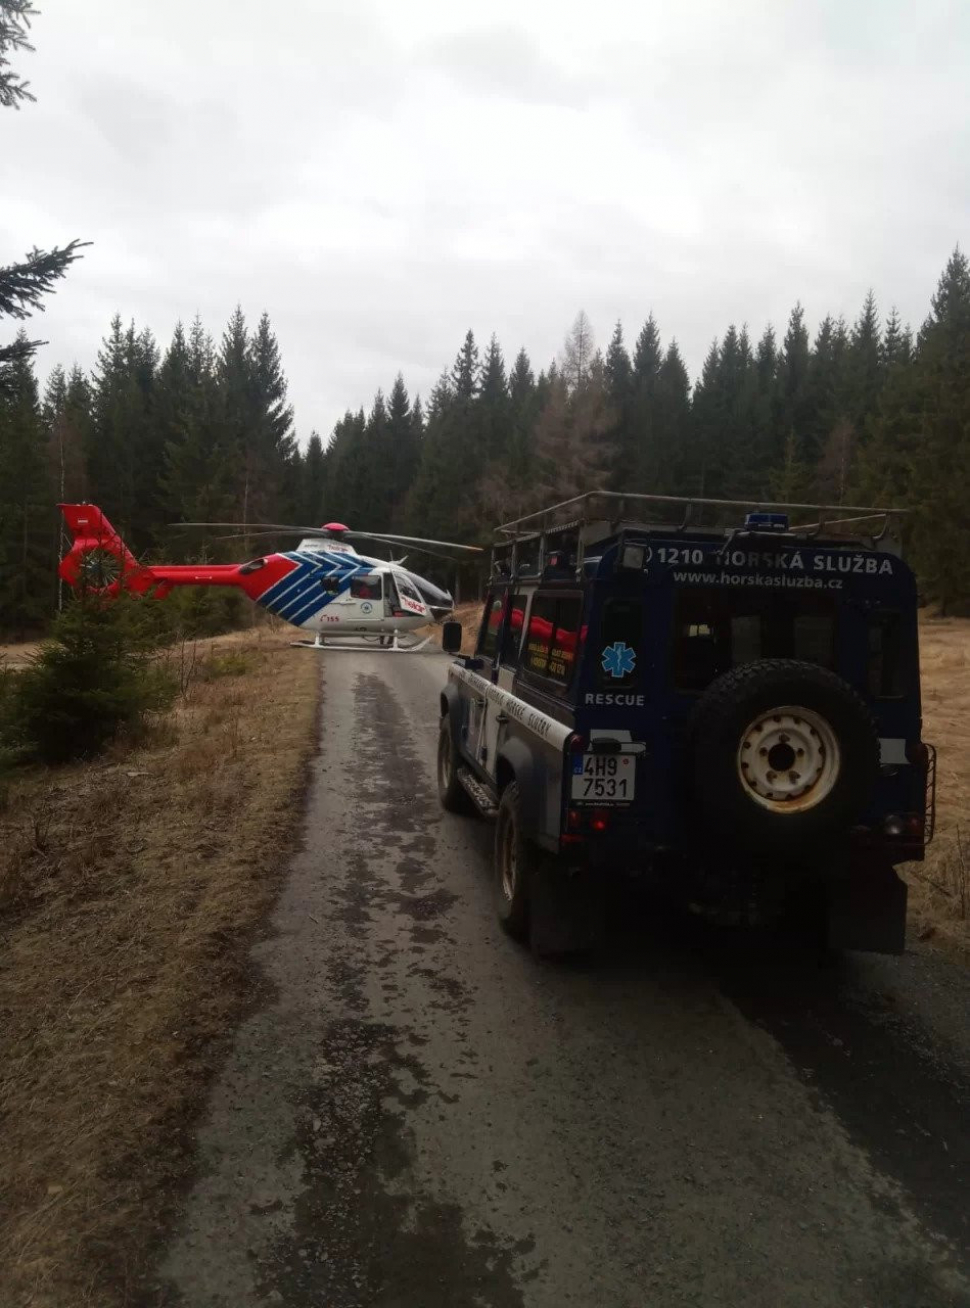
[0,630,320,1308]
[902,616,970,963]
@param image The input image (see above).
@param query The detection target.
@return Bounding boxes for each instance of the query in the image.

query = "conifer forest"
[1,250,969,635]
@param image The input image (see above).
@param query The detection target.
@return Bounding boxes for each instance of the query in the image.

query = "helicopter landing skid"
[290,633,436,653]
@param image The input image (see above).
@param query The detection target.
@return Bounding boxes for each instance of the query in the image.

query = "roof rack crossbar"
[495,490,902,539]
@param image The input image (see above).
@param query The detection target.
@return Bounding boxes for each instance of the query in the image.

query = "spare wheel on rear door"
[689,659,879,851]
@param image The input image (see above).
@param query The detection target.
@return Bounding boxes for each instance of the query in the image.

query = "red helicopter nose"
[322,522,350,533]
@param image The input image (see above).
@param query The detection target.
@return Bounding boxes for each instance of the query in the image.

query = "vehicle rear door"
[465,591,504,770]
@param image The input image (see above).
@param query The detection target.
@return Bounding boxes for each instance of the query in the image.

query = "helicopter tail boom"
[57,504,290,600]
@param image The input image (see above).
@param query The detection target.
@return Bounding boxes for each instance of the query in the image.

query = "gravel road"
[154,649,970,1308]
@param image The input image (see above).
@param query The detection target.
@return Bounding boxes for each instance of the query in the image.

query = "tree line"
[1,248,969,634]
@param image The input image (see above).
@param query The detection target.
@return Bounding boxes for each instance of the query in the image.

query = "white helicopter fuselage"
[250,537,446,637]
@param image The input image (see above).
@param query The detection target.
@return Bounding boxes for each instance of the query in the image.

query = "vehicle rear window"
[501,592,528,666]
[524,595,581,684]
[673,589,836,692]
[598,598,642,688]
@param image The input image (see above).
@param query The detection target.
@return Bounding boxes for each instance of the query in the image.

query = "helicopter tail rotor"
[58,504,165,597]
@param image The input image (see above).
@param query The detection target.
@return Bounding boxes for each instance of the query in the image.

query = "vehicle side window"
[598,598,642,688]
[320,576,342,594]
[548,599,582,684]
[501,591,528,666]
[350,574,383,599]
[523,595,581,685]
[477,593,504,660]
[524,595,556,675]
[868,612,905,698]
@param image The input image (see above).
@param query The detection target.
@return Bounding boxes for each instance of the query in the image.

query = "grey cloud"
[424,24,591,108]
[4,0,967,439]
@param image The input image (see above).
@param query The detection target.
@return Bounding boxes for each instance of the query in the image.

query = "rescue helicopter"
[57,504,482,650]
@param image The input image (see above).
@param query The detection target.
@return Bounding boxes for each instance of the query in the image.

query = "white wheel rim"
[736,704,840,813]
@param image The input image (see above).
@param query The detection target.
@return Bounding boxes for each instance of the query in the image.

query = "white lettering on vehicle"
[652,544,893,578]
[583,693,646,706]
[449,665,573,750]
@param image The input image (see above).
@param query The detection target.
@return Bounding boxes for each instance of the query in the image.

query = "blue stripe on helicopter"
[278,557,366,624]
[257,552,366,625]
[257,552,349,608]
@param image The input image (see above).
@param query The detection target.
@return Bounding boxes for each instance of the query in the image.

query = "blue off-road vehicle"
[438,492,935,955]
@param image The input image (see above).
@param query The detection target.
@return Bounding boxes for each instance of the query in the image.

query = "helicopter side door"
[327,571,386,629]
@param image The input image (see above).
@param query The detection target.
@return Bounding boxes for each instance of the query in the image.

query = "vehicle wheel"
[437,716,473,814]
[689,659,879,853]
[494,782,533,940]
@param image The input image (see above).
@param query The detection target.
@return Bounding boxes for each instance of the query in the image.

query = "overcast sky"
[5,0,968,440]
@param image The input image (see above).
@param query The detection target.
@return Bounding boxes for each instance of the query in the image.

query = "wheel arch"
[496,736,541,837]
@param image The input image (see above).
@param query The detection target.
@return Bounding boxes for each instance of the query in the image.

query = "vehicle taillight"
[590,811,609,834]
[907,741,929,768]
[569,734,586,754]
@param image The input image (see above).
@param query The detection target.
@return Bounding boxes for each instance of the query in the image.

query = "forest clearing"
[0,630,319,1308]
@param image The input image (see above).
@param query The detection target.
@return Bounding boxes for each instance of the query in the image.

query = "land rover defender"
[437,492,935,956]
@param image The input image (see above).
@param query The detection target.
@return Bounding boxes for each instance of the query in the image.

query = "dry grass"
[0,630,320,1308]
[903,616,970,961]
[418,602,482,651]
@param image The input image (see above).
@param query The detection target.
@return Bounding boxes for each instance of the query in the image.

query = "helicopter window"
[319,576,342,594]
[350,574,383,600]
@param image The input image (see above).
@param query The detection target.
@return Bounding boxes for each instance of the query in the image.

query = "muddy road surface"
[155,650,970,1308]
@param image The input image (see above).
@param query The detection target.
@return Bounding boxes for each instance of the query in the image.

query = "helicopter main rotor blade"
[179,530,308,544]
[171,522,483,553]
[346,530,482,554]
[172,521,333,534]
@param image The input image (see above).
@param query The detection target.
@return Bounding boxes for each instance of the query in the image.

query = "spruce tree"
[905,248,970,611]
[652,341,692,496]
[686,339,722,500]
[882,307,911,370]
[628,314,664,492]
[1,2,87,388]
[301,431,326,526]
[478,335,510,462]
[604,321,634,490]
[386,374,421,525]
[0,0,36,107]
[846,289,883,432]
[88,316,157,544]
[0,329,50,633]
[772,304,812,476]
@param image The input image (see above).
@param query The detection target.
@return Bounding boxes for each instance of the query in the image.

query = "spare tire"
[688,659,879,852]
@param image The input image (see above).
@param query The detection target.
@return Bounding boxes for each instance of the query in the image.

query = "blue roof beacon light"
[745,511,789,532]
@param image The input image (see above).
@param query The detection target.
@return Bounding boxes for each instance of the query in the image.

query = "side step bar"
[457,767,498,817]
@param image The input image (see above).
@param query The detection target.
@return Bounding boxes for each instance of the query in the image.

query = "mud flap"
[826,860,908,954]
[528,861,605,958]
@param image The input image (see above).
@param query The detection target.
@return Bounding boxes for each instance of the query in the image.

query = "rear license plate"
[571,753,636,804]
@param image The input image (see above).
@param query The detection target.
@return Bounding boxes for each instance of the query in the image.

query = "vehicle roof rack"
[492,491,905,574]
